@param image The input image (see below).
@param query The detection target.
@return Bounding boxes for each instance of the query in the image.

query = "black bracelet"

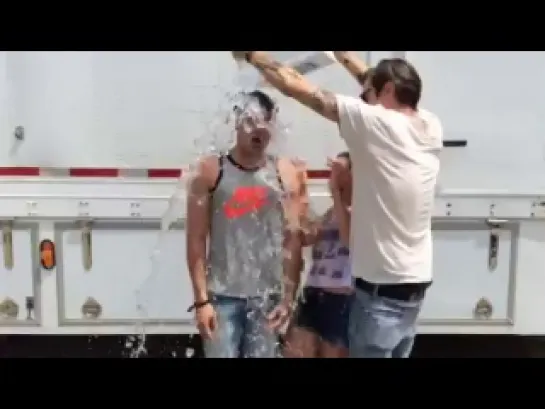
[187,300,210,313]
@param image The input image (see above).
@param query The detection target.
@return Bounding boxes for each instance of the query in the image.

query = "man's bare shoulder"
[193,155,221,188]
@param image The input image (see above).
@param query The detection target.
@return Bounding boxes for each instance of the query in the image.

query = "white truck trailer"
[0,51,543,348]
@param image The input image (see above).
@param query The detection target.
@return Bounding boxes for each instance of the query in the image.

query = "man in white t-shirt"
[232,51,443,358]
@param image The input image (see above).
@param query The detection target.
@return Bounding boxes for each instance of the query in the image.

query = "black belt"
[354,278,430,302]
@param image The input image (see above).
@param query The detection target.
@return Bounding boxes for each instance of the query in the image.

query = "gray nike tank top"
[207,154,285,298]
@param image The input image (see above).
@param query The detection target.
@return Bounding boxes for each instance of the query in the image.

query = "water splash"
[127,63,293,358]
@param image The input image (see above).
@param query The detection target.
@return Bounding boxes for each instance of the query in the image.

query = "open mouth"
[251,136,263,145]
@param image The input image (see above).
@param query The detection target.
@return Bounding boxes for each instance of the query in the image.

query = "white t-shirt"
[335,95,443,284]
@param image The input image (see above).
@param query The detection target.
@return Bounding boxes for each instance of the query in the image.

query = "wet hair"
[233,90,277,121]
[247,90,276,115]
[337,151,351,169]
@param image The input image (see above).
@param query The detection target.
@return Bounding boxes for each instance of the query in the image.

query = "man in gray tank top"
[186,90,309,358]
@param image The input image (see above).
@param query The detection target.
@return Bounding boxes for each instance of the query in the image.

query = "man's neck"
[229,147,266,169]
[391,103,417,116]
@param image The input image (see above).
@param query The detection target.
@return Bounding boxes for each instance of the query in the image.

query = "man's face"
[236,109,272,154]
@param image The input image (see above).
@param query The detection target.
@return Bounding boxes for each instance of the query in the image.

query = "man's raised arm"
[233,51,340,123]
[333,51,371,87]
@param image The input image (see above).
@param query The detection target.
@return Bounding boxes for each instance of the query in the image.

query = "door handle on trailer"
[486,219,507,272]
[488,233,499,271]
[81,222,92,272]
[2,221,13,270]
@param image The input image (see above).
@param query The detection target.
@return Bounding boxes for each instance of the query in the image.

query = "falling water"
[126,63,292,357]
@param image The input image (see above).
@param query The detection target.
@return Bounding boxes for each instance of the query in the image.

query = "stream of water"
[126,66,293,357]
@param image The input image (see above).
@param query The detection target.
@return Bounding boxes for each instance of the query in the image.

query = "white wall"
[407,51,545,192]
[1,51,544,193]
[0,51,369,170]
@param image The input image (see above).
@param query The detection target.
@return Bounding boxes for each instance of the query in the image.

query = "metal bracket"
[77,201,90,217]
[25,296,34,320]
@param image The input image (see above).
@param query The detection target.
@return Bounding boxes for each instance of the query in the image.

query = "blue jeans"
[203,293,281,358]
[348,286,424,358]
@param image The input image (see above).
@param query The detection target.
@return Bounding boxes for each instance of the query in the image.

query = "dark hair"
[247,90,276,115]
[371,58,421,109]
[359,68,374,103]
[337,151,351,169]
[358,69,373,86]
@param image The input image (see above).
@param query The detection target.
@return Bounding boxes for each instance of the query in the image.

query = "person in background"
[284,152,353,358]
[186,90,309,358]
[231,51,443,358]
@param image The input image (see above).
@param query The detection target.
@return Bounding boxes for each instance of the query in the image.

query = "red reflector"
[0,167,40,176]
[148,169,182,178]
[39,239,56,270]
[69,168,119,178]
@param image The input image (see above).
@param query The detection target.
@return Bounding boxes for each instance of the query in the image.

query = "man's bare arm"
[240,51,340,123]
[185,159,215,304]
[333,51,371,87]
[279,161,309,304]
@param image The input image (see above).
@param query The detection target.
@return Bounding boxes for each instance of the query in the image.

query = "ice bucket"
[235,51,339,88]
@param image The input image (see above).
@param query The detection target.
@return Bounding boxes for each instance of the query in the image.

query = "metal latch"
[81,297,102,319]
[80,221,93,272]
[0,297,18,319]
[2,221,13,270]
[473,297,493,320]
[485,218,507,272]
[25,296,34,320]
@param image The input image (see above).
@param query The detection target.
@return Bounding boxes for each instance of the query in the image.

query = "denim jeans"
[203,293,281,358]
[348,286,424,358]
